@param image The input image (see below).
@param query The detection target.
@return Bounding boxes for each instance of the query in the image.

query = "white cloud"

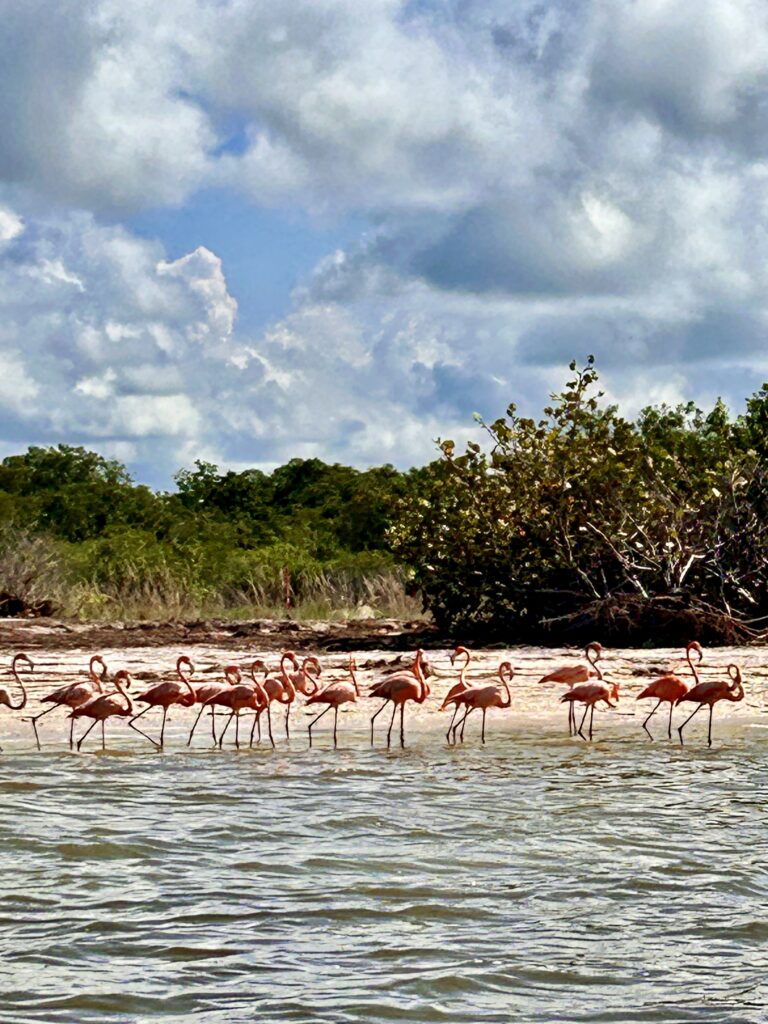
[1,2,768,480]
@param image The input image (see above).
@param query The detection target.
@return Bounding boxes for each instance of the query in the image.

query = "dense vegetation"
[0,450,417,620]
[392,358,768,643]
[3,357,768,641]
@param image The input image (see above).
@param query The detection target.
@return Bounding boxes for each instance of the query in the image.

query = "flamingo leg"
[187,703,207,746]
[446,705,458,743]
[76,719,99,751]
[265,706,275,748]
[642,699,663,740]
[159,707,168,748]
[235,712,240,749]
[589,705,595,741]
[667,702,675,741]
[211,707,217,744]
[218,711,235,749]
[370,701,388,744]
[334,706,339,748]
[399,703,405,748]
[128,705,161,749]
[69,716,75,750]
[453,707,472,743]
[28,703,58,750]
[707,705,714,748]
[577,704,589,740]
[386,702,398,747]
[677,703,702,746]
[307,704,331,748]
[568,702,575,736]
[101,721,106,750]
[460,705,473,741]
[285,705,291,740]
[249,711,259,747]
[481,707,487,744]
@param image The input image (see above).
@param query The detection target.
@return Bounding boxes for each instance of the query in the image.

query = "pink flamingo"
[444,662,513,744]
[30,654,107,749]
[676,664,745,747]
[204,669,270,749]
[636,641,702,740]
[246,660,272,746]
[369,649,430,747]
[70,670,133,751]
[248,654,299,744]
[187,664,239,746]
[281,651,310,738]
[1,653,32,751]
[306,656,361,747]
[539,642,602,735]
[439,646,472,742]
[560,679,619,741]
[129,656,197,748]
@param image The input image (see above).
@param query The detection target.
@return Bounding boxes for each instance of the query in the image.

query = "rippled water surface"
[2,728,768,1023]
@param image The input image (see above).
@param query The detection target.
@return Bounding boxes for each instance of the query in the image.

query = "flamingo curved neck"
[586,645,602,680]
[686,645,702,684]
[10,654,31,710]
[177,658,195,700]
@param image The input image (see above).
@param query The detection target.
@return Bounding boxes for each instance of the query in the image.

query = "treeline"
[5,358,768,641]
[0,448,419,620]
[391,358,768,644]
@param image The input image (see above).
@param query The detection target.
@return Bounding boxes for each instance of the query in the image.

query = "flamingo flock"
[0,641,748,752]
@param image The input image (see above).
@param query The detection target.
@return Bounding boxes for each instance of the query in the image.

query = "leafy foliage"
[392,358,768,638]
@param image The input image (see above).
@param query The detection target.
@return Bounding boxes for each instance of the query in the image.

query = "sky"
[1,0,768,486]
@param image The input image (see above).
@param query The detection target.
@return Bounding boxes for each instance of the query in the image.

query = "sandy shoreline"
[0,619,766,748]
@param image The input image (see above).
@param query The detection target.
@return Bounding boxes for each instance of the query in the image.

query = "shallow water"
[2,724,767,1024]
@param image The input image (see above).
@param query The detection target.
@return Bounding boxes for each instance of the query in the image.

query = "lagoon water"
[1,725,767,1024]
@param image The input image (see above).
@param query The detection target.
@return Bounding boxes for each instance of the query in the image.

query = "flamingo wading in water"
[71,670,133,751]
[560,679,619,741]
[204,668,270,749]
[1,654,32,750]
[187,665,239,746]
[30,654,107,749]
[636,641,702,740]
[676,664,745,747]
[129,656,197,748]
[444,662,513,744]
[539,642,602,735]
[306,656,360,747]
[440,646,472,742]
[369,649,430,748]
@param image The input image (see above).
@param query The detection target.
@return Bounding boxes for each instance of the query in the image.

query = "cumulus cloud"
[1,0,768,480]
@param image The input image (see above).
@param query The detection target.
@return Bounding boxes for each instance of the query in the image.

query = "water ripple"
[1,732,768,1023]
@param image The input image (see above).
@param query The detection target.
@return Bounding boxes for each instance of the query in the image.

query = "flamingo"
[70,670,133,751]
[204,669,270,749]
[187,664,239,746]
[444,662,513,744]
[439,646,472,742]
[129,656,196,749]
[306,656,361,747]
[282,647,309,737]
[245,660,272,746]
[369,649,430,748]
[247,653,299,745]
[539,642,602,735]
[636,641,702,740]
[676,664,745,747]
[1,653,32,751]
[30,654,107,749]
[560,679,619,741]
